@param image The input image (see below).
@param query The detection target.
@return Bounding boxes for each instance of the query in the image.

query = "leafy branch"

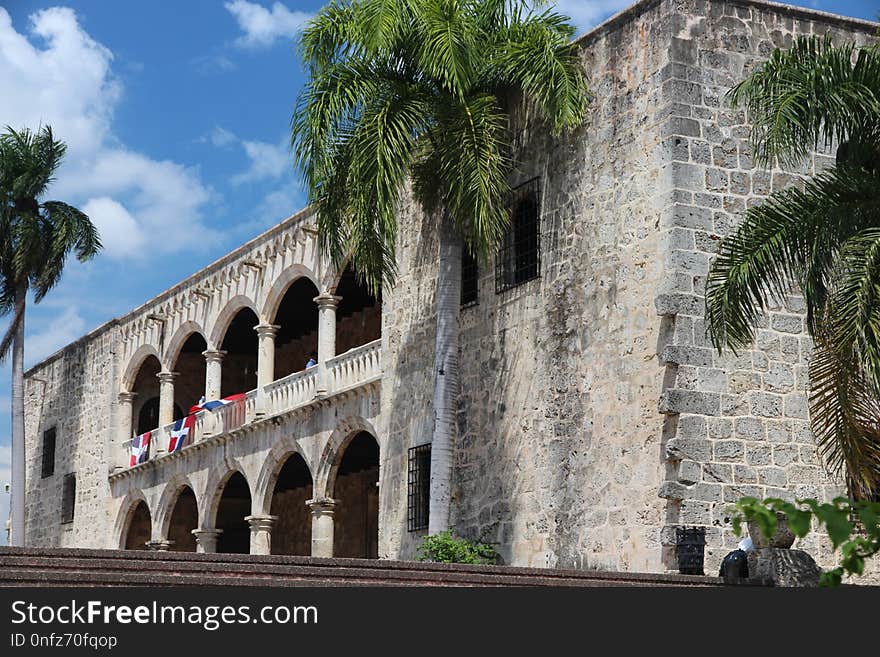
[730,496,880,586]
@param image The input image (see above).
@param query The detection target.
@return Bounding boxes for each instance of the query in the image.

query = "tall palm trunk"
[10,284,26,546]
[429,213,462,534]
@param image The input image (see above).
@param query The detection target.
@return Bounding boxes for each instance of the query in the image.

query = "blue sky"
[0,0,877,536]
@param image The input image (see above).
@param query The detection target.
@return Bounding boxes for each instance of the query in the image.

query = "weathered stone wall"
[656,0,877,576]
[22,326,119,547]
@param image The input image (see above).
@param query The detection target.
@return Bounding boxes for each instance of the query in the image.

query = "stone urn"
[748,512,796,549]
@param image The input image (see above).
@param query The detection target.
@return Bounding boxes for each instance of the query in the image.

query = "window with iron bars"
[495,178,541,293]
[41,427,56,478]
[61,473,76,524]
[407,444,431,531]
[461,249,478,307]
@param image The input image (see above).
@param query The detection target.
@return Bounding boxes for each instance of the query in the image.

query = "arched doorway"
[171,333,207,414]
[269,453,313,555]
[124,501,151,550]
[332,431,379,559]
[334,265,381,353]
[215,472,251,554]
[272,278,319,379]
[220,308,259,396]
[130,355,161,435]
[167,487,198,552]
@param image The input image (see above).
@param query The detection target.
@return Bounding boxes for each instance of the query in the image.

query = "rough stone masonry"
[20,0,880,581]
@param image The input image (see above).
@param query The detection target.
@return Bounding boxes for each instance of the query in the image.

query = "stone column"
[314,295,341,394]
[203,349,226,400]
[146,539,173,551]
[254,325,279,416]
[156,371,178,454]
[307,498,337,558]
[192,528,222,554]
[115,391,137,471]
[245,514,277,555]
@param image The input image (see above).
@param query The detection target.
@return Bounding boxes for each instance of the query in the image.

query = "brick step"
[0,547,726,587]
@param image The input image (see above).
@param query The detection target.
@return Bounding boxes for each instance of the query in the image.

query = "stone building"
[19,0,879,576]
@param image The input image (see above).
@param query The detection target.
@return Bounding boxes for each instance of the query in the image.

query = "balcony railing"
[118,340,382,471]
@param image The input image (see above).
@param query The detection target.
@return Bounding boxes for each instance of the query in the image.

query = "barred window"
[407,444,431,532]
[41,427,56,478]
[461,249,478,307]
[61,473,76,524]
[496,178,541,293]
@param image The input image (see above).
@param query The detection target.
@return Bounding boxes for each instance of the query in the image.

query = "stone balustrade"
[119,340,382,470]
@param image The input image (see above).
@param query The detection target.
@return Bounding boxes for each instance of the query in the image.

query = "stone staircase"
[0,547,729,587]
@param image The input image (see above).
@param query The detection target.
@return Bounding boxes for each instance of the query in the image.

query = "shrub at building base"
[416,531,499,565]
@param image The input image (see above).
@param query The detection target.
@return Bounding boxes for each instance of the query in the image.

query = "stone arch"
[315,415,381,499]
[320,256,350,295]
[163,321,208,370]
[209,295,259,348]
[121,344,162,392]
[202,463,251,528]
[260,264,320,324]
[114,491,151,550]
[254,442,316,515]
[155,474,198,537]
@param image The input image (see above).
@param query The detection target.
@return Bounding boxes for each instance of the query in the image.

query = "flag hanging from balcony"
[190,393,247,413]
[130,431,151,466]
[168,414,196,453]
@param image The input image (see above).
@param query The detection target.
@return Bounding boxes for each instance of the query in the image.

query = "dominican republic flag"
[168,415,196,453]
[189,393,247,413]
[130,431,151,466]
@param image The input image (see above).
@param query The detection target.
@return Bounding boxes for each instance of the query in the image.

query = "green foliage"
[730,496,880,586]
[416,530,499,565]
[706,36,880,499]
[291,0,591,293]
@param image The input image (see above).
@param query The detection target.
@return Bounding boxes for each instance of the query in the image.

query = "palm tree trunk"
[429,212,462,534]
[10,284,26,546]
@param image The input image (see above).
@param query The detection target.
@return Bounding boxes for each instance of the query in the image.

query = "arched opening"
[124,501,151,550]
[334,265,381,354]
[220,308,259,397]
[167,487,198,552]
[269,454,313,555]
[215,472,251,554]
[333,431,379,559]
[272,278,319,379]
[131,355,162,435]
[172,333,207,413]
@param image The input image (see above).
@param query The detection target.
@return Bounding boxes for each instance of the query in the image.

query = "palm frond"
[729,35,880,167]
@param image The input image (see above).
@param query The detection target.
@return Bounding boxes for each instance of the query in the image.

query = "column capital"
[156,370,179,384]
[118,391,138,404]
[254,324,280,339]
[313,294,342,309]
[202,349,227,363]
[146,539,173,551]
[307,498,337,515]
[245,514,278,531]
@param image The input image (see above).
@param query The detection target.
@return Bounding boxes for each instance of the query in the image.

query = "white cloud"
[225,1,312,48]
[81,197,147,258]
[551,1,632,32]
[26,306,86,366]
[0,7,217,261]
[231,137,291,185]
[204,125,238,148]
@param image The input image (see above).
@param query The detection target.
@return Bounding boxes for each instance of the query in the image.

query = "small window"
[407,444,431,532]
[61,473,76,524]
[461,249,478,307]
[41,427,56,478]
[496,178,541,293]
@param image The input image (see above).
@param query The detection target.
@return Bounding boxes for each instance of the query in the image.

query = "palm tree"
[0,126,101,546]
[705,36,880,500]
[291,0,589,533]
